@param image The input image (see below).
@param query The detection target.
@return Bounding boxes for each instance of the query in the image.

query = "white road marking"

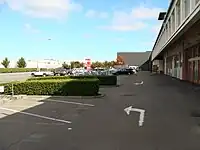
[45,99,95,107]
[124,106,145,127]
[0,107,72,124]
[134,81,143,85]
[68,127,72,130]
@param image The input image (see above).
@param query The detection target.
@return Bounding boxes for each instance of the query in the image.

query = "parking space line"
[45,99,95,107]
[0,107,72,124]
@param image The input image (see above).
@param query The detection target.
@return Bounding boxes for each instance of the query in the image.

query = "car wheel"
[43,74,46,77]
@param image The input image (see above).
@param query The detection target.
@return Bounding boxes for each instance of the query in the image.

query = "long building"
[117,51,151,70]
[151,0,200,83]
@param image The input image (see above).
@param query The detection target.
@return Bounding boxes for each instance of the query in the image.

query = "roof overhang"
[158,12,166,20]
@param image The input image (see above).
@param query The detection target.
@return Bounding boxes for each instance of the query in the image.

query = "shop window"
[176,0,181,27]
[171,10,175,33]
[174,55,179,68]
[195,0,200,5]
[184,0,190,18]
[168,18,171,37]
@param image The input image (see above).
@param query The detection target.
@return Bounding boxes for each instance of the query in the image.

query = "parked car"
[112,68,135,75]
[53,67,70,76]
[31,71,54,77]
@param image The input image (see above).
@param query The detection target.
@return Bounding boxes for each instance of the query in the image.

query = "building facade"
[151,0,200,83]
[117,51,151,68]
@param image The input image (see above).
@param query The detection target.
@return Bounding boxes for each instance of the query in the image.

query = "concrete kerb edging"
[27,94,106,99]
[0,95,25,105]
[0,93,105,103]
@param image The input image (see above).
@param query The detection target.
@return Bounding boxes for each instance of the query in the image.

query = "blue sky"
[0,0,169,61]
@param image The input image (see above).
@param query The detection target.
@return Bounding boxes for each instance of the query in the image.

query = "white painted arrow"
[134,81,143,85]
[124,106,145,127]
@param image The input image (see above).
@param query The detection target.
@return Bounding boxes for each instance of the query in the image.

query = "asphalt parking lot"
[1,72,200,150]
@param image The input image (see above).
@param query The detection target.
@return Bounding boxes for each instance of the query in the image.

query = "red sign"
[85,58,91,70]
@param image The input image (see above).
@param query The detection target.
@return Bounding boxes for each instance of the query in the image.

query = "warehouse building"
[117,51,151,70]
[151,0,200,83]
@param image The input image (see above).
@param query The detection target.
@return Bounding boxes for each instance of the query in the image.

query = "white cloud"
[131,6,163,20]
[0,0,5,4]
[152,22,162,34]
[4,0,82,19]
[99,5,163,31]
[24,23,40,33]
[85,10,96,18]
[85,10,108,19]
[99,12,108,18]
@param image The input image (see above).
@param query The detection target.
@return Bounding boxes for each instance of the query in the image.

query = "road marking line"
[0,120,66,126]
[124,106,145,127]
[134,81,143,85]
[0,107,72,124]
[45,99,95,107]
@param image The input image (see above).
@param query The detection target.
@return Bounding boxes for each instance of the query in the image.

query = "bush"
[97,75,117,85]
[27,75,117,85]
[0,68,54,73]
[1,79,99,96]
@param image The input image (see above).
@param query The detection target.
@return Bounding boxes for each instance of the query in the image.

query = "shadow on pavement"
[0,95,98,150]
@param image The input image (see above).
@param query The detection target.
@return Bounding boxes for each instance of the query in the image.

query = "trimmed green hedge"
[27,75,117,85]
[0,68,54,73]
[1,79,99,96]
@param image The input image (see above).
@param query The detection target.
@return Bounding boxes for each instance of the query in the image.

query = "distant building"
[117,51,151,70]
[0,59,63,68]
[26,59,63,68]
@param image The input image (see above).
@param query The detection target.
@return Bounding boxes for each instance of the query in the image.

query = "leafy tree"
[70,61,83,68]
[116,55,125,65]
[62,62,70,69]
[1,57,10,68]
[110,61,116,67]
[91,61,103,68]
[17,57,26,68]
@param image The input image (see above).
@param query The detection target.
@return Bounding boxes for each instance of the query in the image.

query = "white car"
[31,71,54,77]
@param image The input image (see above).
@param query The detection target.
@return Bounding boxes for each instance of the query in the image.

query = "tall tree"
[1,57,10,68]
[110,61,116,67]
[62,62,70,69]
[70,61,82,68]
[91,61,103,68]
[17,57,26,68]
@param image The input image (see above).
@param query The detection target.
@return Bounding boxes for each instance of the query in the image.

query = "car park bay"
[1,72,200,150]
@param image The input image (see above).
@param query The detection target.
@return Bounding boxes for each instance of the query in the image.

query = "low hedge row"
[1,79,99,96]
[27,75,117,85]
[0,68,54,73]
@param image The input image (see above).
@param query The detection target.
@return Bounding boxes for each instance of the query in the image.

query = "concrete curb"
[0,93,105,102]
[26,94,106,99]
[100,85,119,88]
[0,95,24,105]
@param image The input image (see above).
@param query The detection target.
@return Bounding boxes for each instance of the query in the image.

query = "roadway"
[0,72,31,83]
[0,72,200,150]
